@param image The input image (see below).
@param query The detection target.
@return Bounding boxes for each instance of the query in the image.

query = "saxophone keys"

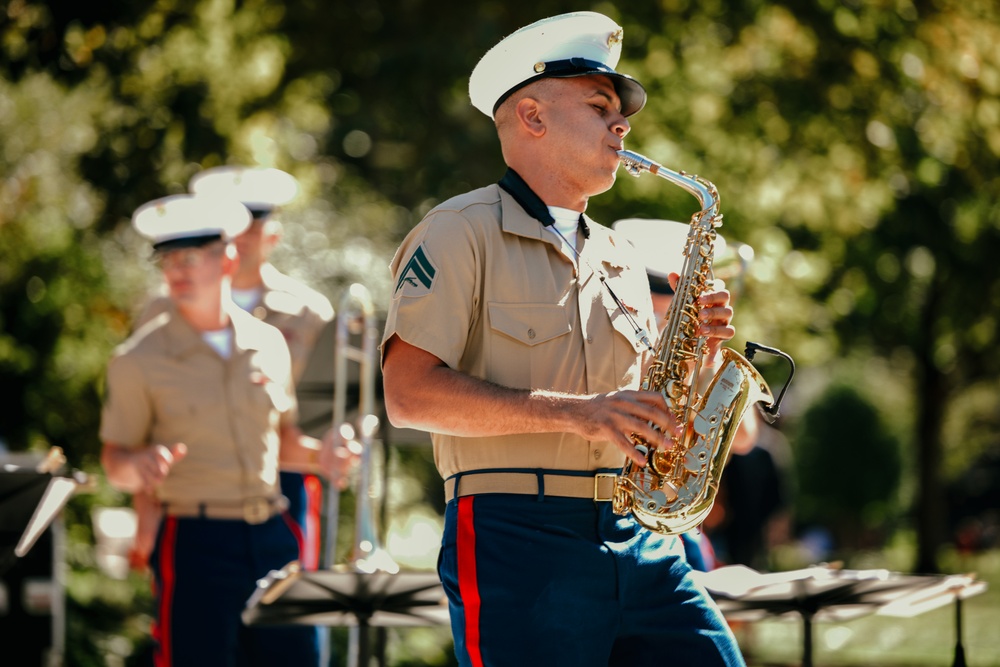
[644,490,668,511]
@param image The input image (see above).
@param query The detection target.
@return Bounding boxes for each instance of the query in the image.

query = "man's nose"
[612,114,630,138]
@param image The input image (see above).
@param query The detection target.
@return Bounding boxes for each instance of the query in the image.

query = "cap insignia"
[608,29,623,47]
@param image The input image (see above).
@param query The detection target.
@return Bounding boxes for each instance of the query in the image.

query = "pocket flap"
[488,302,571,347]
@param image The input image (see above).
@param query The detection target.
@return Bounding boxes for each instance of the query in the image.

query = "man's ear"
[514,97,546,137]
[222,243,239,276]
[262,220,282,257]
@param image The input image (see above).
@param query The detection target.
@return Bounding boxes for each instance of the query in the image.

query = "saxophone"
[611,149,780,535]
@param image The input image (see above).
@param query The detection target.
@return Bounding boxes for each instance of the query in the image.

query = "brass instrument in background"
[324,283,398,575]
[612,150,795,536]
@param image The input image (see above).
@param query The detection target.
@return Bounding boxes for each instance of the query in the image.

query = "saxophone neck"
[617,150,718,221]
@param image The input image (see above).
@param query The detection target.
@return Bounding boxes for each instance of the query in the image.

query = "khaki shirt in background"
[136,263,333,384]
[100,303,297,505]
[382,184,656,479]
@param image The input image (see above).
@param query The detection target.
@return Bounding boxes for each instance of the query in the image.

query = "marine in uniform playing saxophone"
[380,12,752,667]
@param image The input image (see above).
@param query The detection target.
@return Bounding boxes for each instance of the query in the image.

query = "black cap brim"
[247,207,275,220]
[152,233,223,253]
[492,57,647,118]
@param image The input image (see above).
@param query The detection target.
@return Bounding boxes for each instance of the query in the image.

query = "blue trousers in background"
[150,513,320,667]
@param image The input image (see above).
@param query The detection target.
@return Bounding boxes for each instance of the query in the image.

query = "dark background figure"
[947,445,1000,555]
[705,410,794,571]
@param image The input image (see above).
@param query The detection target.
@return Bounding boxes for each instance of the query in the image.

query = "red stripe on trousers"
[457,497,484,667]
[154,517,179,667]
[304,474,322,570]
[283,510,306,564]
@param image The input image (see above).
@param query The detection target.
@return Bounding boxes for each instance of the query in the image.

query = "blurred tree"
[0,70,123,465]
[794,384,903,553]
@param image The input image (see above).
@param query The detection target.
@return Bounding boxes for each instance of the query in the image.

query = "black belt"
[444,468,618,502]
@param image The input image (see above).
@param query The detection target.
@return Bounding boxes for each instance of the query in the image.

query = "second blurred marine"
[132,167,335,571]
[101,194,352,665]
[191,166,335,570]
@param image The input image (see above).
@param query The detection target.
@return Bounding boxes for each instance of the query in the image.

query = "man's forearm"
[384,354,590,438]
[382,336,673,464]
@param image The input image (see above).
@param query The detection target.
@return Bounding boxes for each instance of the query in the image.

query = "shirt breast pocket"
[487,302,571,389]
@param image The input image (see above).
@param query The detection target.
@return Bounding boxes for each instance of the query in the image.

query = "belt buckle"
[244,497,271,524]
[594,473,616,502]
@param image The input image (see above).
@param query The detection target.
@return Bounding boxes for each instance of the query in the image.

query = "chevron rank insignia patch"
[394,244,437,296]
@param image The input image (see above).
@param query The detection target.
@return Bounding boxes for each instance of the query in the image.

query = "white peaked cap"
[613,218,727,293]
[469,11,646,119]
[188,166,299,215]
[132,194,252,252]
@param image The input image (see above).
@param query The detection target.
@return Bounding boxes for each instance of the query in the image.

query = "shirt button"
[253,306,267,320]
[593,449,602,459]
[587,336,593,343]
[527,328,536,339]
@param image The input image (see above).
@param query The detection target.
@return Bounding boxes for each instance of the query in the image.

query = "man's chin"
[590,172,617,197]
[169,291,195,304]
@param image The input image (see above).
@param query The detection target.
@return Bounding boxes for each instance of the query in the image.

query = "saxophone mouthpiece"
[617,149,661,177]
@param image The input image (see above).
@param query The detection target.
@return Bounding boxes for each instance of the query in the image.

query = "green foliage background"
[3,0,1000,664]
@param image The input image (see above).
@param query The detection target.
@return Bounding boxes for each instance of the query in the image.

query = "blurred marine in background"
[100,194,353,665]
[132,167,335,572]
[613,217,727,573]
[189,165,335,570]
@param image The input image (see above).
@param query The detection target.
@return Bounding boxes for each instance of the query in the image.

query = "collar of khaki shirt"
[159,301,270,359]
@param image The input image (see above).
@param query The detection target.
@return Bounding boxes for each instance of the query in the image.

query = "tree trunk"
[914,279,948,574]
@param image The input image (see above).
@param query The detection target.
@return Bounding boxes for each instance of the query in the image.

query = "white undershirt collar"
[231,286,262,312]
[202,327,233,359]
[546,206,581,262]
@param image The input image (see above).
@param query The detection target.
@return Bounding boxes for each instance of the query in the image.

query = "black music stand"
[243,563,449,667]
[1,459,86,665]
[0,466,84,575]
[697,565,988,667]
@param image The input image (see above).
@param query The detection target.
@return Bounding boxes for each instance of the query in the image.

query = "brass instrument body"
[325,283,398,574]
[614,348,772,534]
[613,150,774,535]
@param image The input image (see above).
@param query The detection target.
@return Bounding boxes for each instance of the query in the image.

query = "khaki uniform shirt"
[137,264,333,384]
[382,184,656,479]
[100,303,297,505]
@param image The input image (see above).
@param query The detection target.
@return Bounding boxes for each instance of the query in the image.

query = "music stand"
[696,565,988,667]
[243,563,449,667]
[0,465,85,576]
